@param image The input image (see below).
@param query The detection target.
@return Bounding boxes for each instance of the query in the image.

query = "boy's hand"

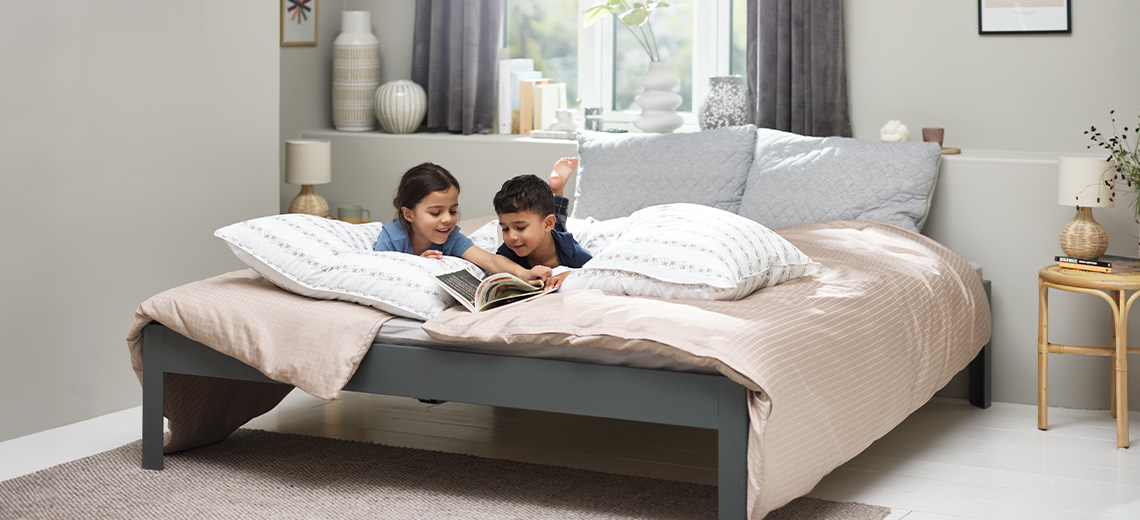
[420,249,443,260]
[544,271,571,290]
[548,157,578,197]
[527,265,553,286]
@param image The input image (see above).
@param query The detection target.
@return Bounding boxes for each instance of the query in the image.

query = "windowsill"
[301,129,1078,165]
[303,128,578,144]
[301,121,703,143]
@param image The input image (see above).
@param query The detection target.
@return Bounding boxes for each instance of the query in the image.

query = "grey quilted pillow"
[571,125,757,220]
[739,128,942,232]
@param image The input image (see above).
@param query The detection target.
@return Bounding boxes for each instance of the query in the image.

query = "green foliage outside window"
[505,0,748,116]
[505,0,579,107]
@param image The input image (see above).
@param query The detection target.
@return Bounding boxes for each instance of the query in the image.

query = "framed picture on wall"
[281,0,318,46]
[978,0,1070,34]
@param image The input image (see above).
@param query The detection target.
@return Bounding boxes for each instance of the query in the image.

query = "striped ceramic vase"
[332,11,380,131]
[374,80,426,134]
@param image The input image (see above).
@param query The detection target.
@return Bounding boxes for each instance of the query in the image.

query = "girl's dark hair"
[393,162,460,231]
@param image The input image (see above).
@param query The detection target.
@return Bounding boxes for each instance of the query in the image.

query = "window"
[503,0,748,129]
[612,2,692,112]
[503,0,579,107]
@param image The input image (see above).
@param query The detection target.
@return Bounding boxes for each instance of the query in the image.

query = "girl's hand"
[544,271,570,290]
[420,249,443,260]
[527,265,553,286]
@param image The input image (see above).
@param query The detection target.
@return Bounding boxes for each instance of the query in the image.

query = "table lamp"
[1057,156,1115,259]
[285,139,332,216]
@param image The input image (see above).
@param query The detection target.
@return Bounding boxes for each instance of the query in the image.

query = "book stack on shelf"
[495,58,570,138]
[1055,254,1140,274]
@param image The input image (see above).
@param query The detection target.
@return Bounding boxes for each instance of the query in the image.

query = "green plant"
[584,0,669,62]
[1087,110,1140,213]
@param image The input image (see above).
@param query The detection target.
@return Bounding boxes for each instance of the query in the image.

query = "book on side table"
[434,266,555,312]
[1055,254,1140,273]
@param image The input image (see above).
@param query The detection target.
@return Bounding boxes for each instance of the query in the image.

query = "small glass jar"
[584,107,603,131]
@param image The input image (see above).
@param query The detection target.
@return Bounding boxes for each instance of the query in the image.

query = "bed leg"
[969,280,992,409]
[141,325,165,470]
[718,379,749,520]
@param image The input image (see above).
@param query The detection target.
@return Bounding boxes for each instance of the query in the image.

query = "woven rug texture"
[0,429,890,519]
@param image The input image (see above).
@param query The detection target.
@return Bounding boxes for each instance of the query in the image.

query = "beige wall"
[0,2,280,441]
[846,3,1140,409]
[280,0,417,213]
[846,1,1139,152]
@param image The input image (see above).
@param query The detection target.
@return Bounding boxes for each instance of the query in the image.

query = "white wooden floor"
[1,395,1137,519]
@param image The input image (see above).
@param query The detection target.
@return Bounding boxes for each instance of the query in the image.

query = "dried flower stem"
[1088,111,1140,214]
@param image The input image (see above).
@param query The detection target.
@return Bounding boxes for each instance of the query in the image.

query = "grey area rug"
[0,429,889,520]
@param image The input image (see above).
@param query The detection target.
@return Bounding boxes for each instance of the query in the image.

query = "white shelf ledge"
[301,128,581,148]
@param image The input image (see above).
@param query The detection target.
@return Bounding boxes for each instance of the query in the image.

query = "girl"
[373,162,552,285]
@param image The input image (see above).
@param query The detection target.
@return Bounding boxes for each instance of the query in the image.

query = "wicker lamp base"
[288,185,329,217]
[1060,206,1108,259]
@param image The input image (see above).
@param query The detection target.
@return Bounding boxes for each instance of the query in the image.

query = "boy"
[493,158,591,289]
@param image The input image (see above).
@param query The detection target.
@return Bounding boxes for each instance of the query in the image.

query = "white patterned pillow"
[214,214,474,320]
[560,203,817,300]
[468,219,501,253]
[566,216,629,255]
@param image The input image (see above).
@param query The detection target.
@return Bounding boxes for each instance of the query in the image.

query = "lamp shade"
[1058,156,1114,207]
[284,140,332,185]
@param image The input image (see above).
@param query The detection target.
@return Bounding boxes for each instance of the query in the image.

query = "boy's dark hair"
[493,174,555,217]
[393,162,460,231]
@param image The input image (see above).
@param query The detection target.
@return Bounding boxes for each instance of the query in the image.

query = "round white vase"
[374,80,427,134]
[698,75,746,130]
[633,61,683,134]
[333,11,380,132]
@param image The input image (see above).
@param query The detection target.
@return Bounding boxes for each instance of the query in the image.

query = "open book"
[434,265,555,312]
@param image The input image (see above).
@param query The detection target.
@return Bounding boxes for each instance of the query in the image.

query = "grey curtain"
[412,0,502,135]
[746,0,851,137]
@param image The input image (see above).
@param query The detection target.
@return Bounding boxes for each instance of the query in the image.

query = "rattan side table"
[1038,265,1140,448]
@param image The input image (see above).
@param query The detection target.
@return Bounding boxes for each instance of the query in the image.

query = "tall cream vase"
[333,11,380,131]
[633,61,683,133]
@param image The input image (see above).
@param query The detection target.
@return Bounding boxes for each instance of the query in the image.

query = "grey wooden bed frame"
[140,281,991,520]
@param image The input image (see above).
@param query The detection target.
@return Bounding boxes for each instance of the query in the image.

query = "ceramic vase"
[698,75,746,130]
[374,80,427,134]
[332,11,380,131]
[633,61,683,134]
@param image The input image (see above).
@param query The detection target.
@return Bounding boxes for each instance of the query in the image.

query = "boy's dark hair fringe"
[493,174,555,217]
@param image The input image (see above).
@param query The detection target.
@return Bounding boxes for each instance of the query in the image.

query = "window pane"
[613,1,693,113]
[504,0,579,107]
[730,0,747,76]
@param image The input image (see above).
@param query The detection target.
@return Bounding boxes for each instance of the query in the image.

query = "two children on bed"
[371,159,591,289]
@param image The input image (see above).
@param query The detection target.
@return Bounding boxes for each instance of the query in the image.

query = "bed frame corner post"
[969,280,992,409]
[718,379,749,520]
[141,324,165,470]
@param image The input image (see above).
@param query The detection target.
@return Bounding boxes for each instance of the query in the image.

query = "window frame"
[576,0,734,129]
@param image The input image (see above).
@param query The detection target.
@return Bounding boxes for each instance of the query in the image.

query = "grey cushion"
[572,125,757,220]
[739,128,942,232]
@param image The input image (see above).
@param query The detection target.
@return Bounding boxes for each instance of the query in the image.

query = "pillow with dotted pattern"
[740,128,942,232]
[560,203,818,300]
[571,125,758,220]
[214,214,476,321]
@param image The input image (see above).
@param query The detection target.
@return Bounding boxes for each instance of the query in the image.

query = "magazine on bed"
[434,265,556,312]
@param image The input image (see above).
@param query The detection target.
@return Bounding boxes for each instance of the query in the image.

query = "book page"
[474,273,544,311]
[434,266,485,313]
